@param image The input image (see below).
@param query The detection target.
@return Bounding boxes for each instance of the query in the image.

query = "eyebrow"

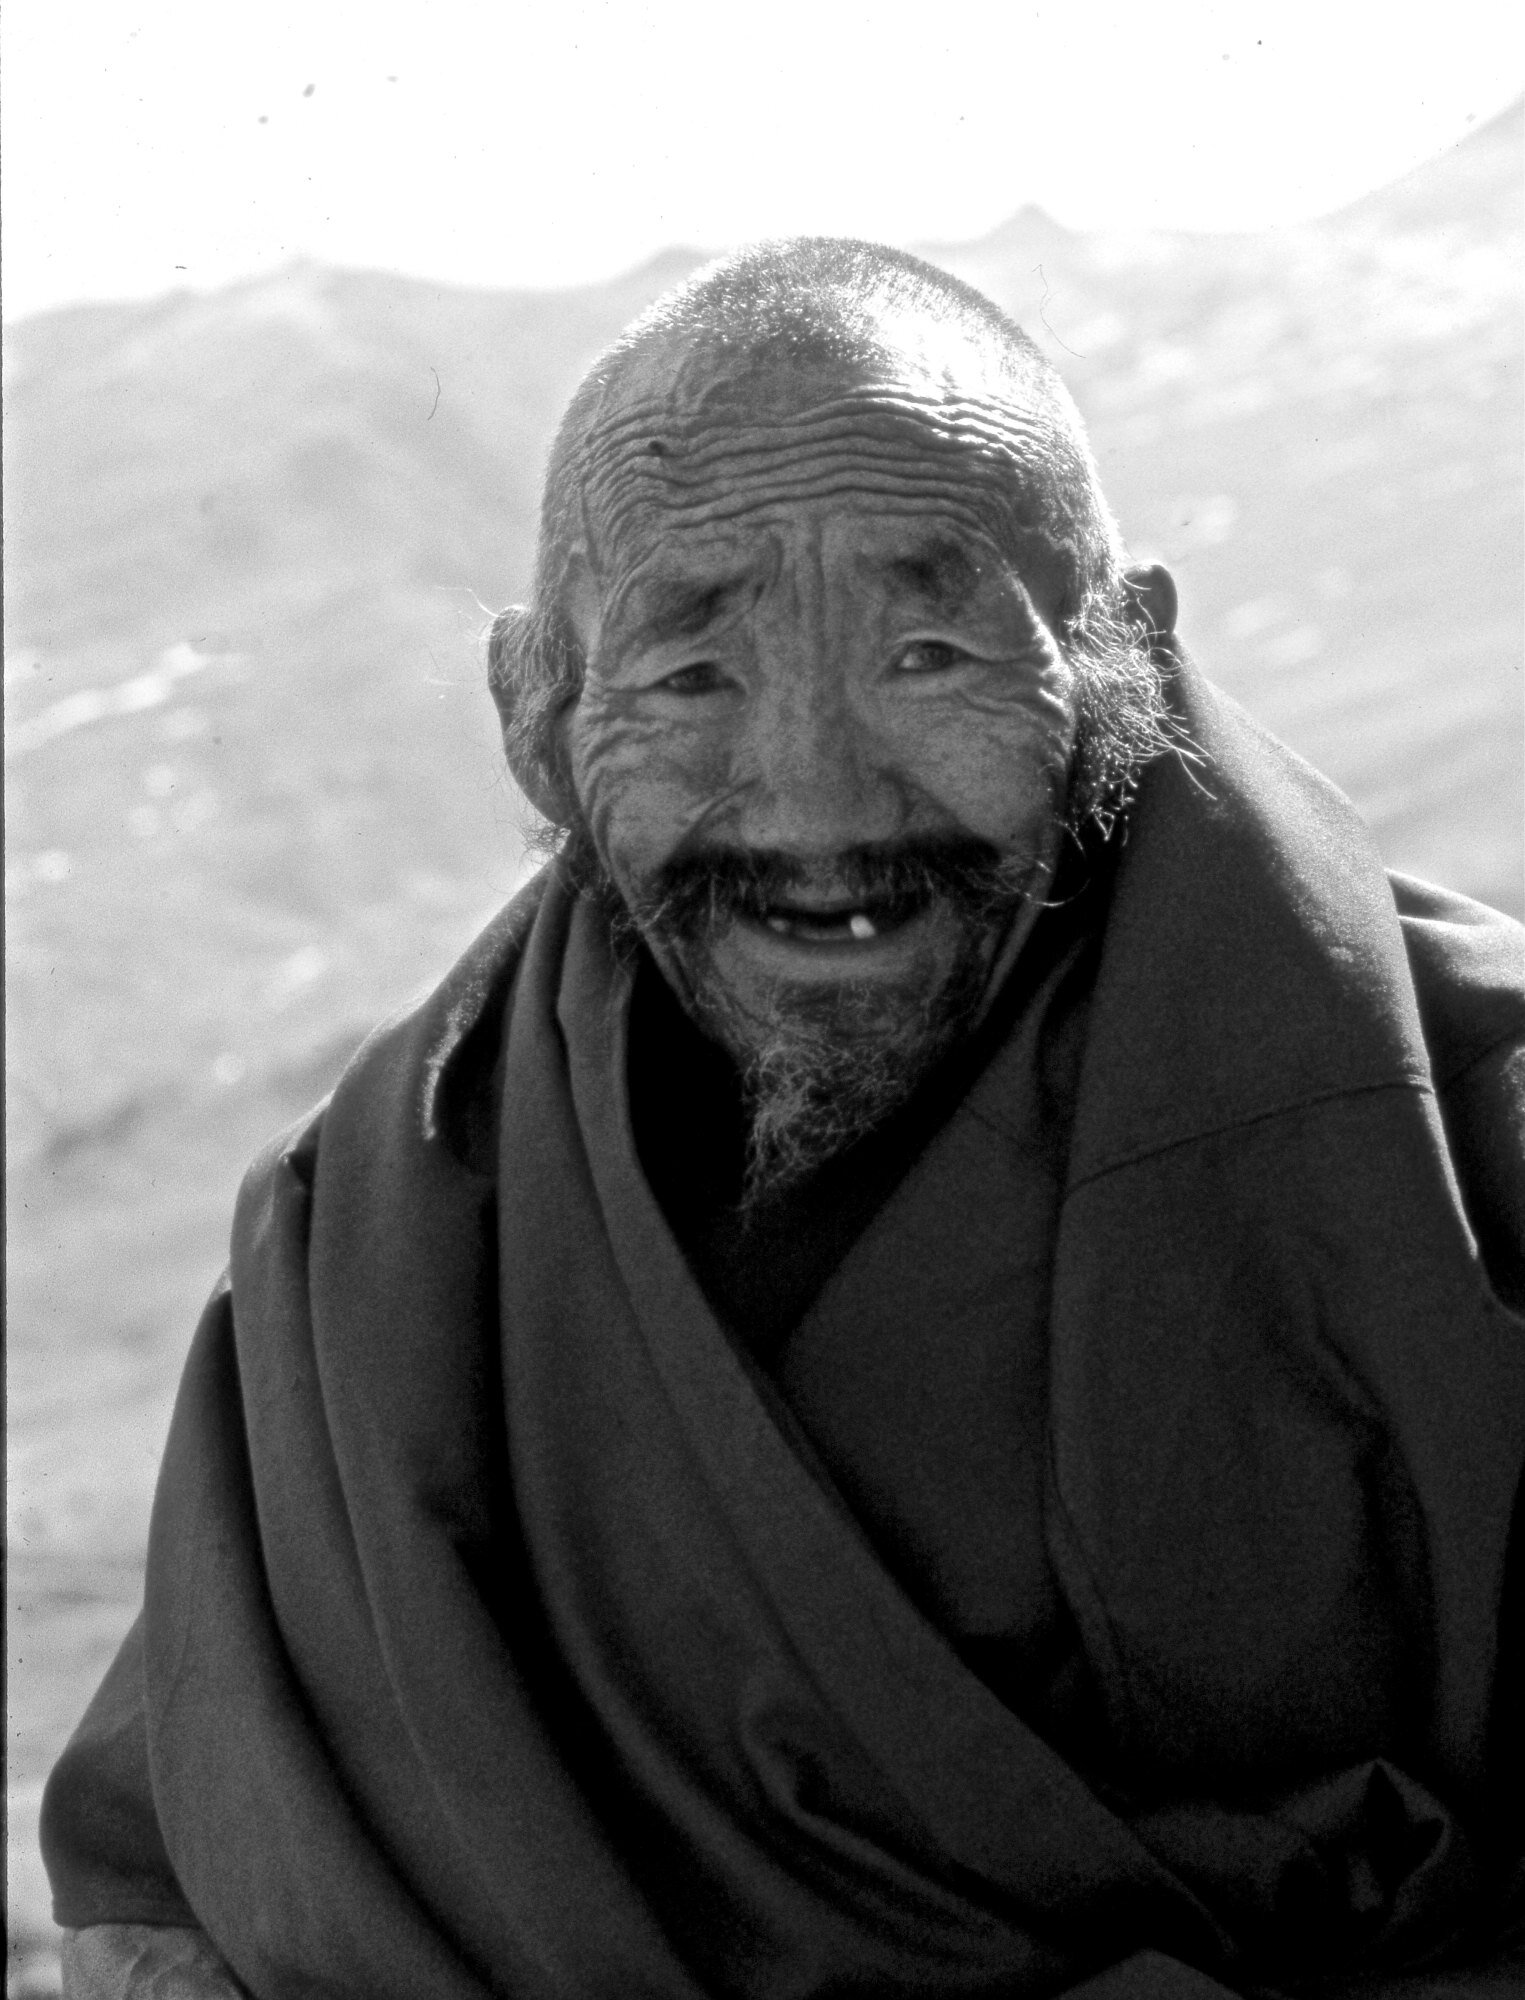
[869,540,983,615]
[626,573,749,646]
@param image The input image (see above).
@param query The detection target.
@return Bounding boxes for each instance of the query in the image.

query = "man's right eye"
[656,662,728,695]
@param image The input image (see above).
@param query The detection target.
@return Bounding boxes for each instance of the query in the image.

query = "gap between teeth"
[763,912,879,939]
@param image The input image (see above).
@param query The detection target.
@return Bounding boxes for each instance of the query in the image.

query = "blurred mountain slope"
[925,99,1522,910]
[4,103,1521,1962]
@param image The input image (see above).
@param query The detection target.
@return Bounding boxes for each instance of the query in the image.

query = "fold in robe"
[43,665,1525,1997]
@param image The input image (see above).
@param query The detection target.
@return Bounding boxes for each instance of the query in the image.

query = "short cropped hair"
[490,238,1162,836]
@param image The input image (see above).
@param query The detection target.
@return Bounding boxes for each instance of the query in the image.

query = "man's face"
[561,352,1079,1183]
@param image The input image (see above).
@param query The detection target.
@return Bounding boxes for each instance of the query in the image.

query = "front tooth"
[848,913,877,940]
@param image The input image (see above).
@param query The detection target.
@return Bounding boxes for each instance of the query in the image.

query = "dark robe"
[41,664,1525,1997]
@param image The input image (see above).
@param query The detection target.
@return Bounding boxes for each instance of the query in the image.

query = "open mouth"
[639,840,1019,959]
[747,893,930,945]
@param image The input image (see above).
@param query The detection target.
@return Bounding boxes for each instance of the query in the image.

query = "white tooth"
[848,913,877,940]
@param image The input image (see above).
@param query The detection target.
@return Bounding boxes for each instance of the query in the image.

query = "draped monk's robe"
[42,664,1525,1998]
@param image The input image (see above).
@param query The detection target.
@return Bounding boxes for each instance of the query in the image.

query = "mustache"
[625,835,1037,943]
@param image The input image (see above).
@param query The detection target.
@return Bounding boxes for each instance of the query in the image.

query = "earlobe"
[505,732,575,828]
[502,701,577,828]
[487,605,530,736]
[1122,563,1178,642]
[487,604,578,826]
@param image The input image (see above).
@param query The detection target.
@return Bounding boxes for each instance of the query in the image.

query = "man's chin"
[660,910,997,1208]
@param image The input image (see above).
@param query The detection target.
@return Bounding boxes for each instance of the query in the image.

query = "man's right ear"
[1121,563,1178,644]
[487,605,577,826]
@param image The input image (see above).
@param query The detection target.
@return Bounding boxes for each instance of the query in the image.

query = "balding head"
[556,238,1117,595]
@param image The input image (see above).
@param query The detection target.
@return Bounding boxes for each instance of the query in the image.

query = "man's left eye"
[656,661,728,695]
[895,640,966,674]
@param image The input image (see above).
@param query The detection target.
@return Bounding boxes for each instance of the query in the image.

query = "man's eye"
[895,640,966,674]
[656,661,728,695]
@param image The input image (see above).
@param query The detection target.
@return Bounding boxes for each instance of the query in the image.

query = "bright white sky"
[4,0,1522,322]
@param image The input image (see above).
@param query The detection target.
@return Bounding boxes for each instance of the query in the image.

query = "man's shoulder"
[239,864,558,1214]
[1390,872,1525,1088]
[1389,872,1525,1310]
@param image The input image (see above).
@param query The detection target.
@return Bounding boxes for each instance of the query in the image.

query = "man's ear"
[505,735,573,829]
[1121,563,1178,643]
[487,605,576,826]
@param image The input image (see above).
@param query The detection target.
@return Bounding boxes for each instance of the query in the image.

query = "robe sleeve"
[59,1922,248,1999]
[38,1281,252,1930]
[40,1612,196,1929]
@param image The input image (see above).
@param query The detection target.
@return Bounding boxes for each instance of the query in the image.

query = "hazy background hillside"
[6,100,1521,1979]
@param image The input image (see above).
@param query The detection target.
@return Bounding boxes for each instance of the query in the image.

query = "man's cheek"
[570,709,730,884]
[908,716,1073,851]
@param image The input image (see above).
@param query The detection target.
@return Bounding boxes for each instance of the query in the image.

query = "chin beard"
[603,835,1039,1210]
[692,942,992,1211]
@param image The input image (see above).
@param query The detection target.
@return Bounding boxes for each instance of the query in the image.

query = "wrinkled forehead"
[573,336,1074,603]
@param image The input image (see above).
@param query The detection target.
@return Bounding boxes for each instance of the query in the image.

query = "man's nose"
[734,674,901,857]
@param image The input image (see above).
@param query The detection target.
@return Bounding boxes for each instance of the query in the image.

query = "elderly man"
[43,241,1525,1998]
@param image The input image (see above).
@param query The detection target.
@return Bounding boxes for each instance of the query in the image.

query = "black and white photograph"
[6,4,1523,1994]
